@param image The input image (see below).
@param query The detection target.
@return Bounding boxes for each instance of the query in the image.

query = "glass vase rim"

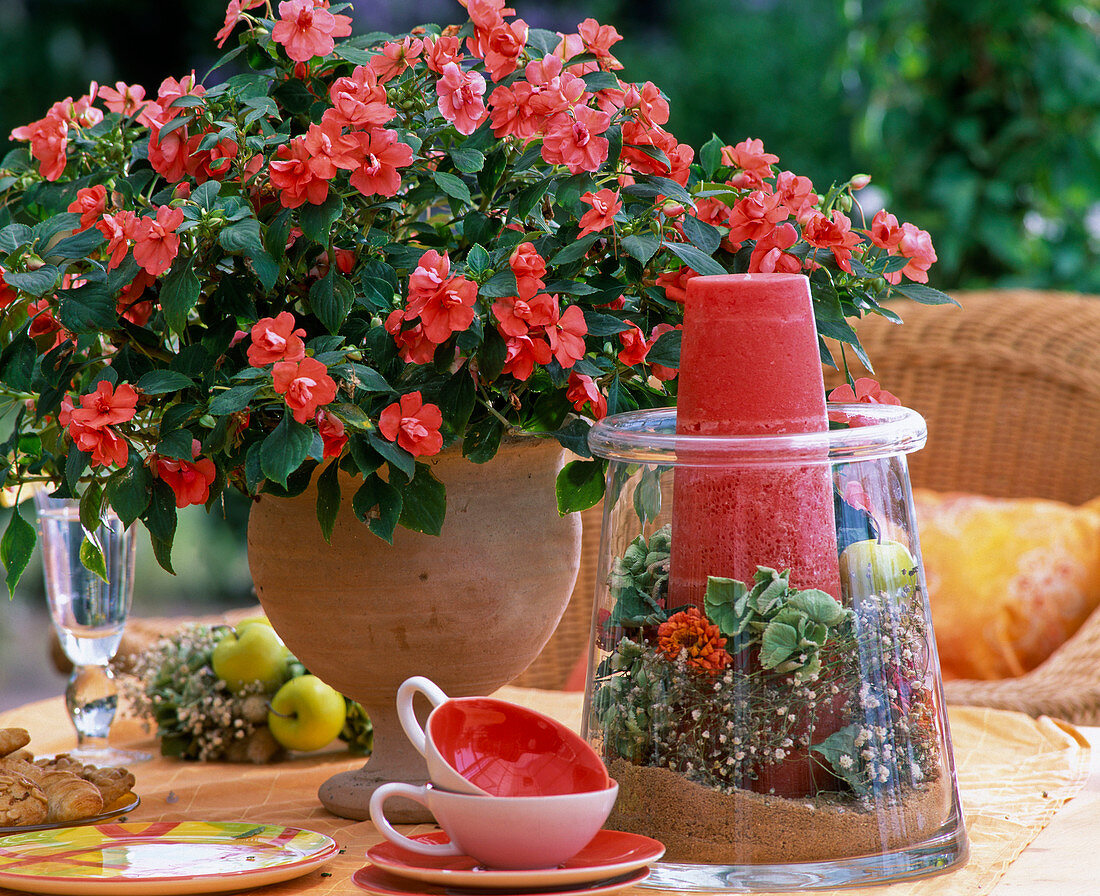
[587,403,927,465]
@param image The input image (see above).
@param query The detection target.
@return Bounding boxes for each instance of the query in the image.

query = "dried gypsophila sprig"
[125,623,284,763]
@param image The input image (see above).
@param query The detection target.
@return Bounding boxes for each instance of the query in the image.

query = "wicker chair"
[824,289,1100,723]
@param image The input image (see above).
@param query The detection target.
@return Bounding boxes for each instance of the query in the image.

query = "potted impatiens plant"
[0,0,944,589]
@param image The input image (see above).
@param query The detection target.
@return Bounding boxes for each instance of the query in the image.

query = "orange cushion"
[914,489,1100,681]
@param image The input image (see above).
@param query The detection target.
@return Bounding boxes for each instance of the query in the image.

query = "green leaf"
[56,280,116,333]
[581,308,629,337]
[155,429,196,461]
[891,282,959,306]
[466,244,491,278]
[108,457,152,527]
[398,462,446,535]
[309,268,355,334]
[79,535,109,583]
[786,589,847,626]
[1,334,38,392]
[622,232,660,264]
[207,383,263,415]
[550,419,592,459]
[463,416,503,463]
[143,480,178,544]
[352,473,401,543]
[555,459,604,514]
[703,576,750,637]
[47,227,105,261]
[510,179,552,221]
[433,171,473,206]
[646,328,680,367]
[0,223,33,254]
[439,368,476,438]
[218,216,266,256]
[339,363,391,393]
[450,146,486,174]
[1,507,36,597]
[160,260,201,334]
[299,193,344,244]
[662,241,726,276]
[681,215,722,255]
[632,467,662,524]
[699,134,723,179]
[582,71,620,91]
[4,265,60,297]
[478,268,519,298]
[551,234,599,266]
[367,432,415,480]
[64,449,90,495]
[760,620,800,670]
[261,413,314,486]
[137,370,195,394]
[315,461,341,544]
[150,534,176,576]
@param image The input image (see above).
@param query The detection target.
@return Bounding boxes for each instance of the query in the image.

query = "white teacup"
[397,675,611,797]
[369,780,619,870]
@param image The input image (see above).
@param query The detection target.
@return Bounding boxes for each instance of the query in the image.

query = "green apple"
[267,675,347,752]
[211,624,291,694]
[840,538,918,600]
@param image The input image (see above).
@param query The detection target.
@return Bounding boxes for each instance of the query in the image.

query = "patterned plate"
[0,821,339,895]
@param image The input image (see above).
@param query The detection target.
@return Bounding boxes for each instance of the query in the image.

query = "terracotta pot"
[247,437,582,822]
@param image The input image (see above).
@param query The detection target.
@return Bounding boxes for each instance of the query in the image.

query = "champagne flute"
[33,491,149,766]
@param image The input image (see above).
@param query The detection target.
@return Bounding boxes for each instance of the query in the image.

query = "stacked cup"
[369,676,620,870]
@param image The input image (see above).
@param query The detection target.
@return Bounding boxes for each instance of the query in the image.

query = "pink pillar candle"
[669,273,841,606]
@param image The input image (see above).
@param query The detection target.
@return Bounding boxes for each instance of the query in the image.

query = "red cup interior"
[428,698,610,796]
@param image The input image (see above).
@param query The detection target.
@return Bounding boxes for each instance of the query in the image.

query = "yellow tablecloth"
[0,689,1088,895]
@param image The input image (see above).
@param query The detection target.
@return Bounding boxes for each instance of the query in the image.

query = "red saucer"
[353,864,650,896]
[364,829,664,889]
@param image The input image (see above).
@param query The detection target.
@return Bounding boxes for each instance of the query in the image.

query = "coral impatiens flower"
[828,377,902,425]
[566,372,607,419]
[508,242,546,300]
[492,293,555,338]
[577,188,621,239]
[154,439,217,508]
[97,81,148,116]
[802,209,862,274]
[370,36,424,82]
[269,137,332,208]
[349,128,414,198]
[542,105,611,174]
[132,205,185,276]
[272,357,339,423]
[721,137,779,189]
[315,409,348,458]
[70,381,139,429]
[546,302,588,368]
[828,377,901,406]
[96,210,139,270]
[248,312,307,366]
[384,310,437,365]
[657,607,732,674]
[67,185,107,232]
[378,391,444,457]
[436,62,488,136]
[617,321,648,366]
[216,0,265,48]
[326,65,396,128]
[272,0,352,63]
[502,333,552,381]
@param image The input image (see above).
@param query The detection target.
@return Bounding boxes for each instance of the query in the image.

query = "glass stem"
[65,664,119,747]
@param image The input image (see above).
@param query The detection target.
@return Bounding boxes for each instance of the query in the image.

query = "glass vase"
[583,404,967,891]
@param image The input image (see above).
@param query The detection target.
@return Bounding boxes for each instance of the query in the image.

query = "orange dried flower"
[657,607,731,674]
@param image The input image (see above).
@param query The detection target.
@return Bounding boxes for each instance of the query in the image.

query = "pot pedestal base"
[320,768,432,824]
[319,706,434,823]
